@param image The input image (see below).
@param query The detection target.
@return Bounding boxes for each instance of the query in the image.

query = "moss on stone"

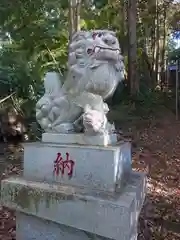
[5,182,75,213]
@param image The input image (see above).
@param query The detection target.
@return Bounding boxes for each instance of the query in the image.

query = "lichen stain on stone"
[5,183,76,213]
[13,186,33,210]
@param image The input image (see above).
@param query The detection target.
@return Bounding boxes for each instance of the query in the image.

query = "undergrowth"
[108,80,175,123]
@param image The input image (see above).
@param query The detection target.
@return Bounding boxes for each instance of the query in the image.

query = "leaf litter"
[130,114,180,240]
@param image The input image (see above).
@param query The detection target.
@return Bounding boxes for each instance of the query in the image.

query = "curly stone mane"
[63,30,125,99]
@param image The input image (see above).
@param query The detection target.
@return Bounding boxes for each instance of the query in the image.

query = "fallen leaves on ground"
[0,207,16,240]
[0,112,180,239]
[0,144,22,240]
[130,115,180,240]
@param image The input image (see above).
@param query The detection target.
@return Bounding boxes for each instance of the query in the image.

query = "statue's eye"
[104,39,108,44]
[92,33,97,40]
[87,48,93,54]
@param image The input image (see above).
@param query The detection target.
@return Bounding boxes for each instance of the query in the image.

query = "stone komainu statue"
[36,30,125,134]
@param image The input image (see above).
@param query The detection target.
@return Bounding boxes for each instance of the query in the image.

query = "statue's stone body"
[36,30,125,134]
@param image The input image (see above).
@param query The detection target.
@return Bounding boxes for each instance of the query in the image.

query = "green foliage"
[93,0,108,9]
[168,47,180,63]
[109,77,166,123]
[167,37,177,52]
[0,0,69,121]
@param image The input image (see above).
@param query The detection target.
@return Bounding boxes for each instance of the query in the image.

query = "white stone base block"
[23,141,131,192]
[1,172,146,240]
[16,212,137,240]
[42,132,118,146]
[16,213,111,240]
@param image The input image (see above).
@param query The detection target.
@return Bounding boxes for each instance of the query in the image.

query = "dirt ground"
[0,111,180,240]
[130,113,180,240]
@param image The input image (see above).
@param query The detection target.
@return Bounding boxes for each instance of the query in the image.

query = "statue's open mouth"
[87,46,120,56]
[90,46,121,62]
[93,46,120,54]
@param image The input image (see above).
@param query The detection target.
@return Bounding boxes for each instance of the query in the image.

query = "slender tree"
[68,0,81,42]
[127,0,138,95]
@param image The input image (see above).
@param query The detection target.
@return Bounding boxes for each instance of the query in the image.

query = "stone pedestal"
[23,141,131,192]
[42,132,118,146]
[0,134,146,240]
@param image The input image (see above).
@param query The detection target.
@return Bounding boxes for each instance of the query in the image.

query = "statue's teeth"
[95,47,100,53]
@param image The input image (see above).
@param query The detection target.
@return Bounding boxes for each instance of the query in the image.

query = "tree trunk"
[127,0,138,95]
[121,0,128,54]
[68,0,74,42]
[68,0,81,42]
[160,4,168,89]
[154,0,160,84]
[74,0,81,32]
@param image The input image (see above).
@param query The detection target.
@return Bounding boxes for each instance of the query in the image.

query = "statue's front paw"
[52,123,75,133]
[83,107,106,134]
[40,118,51,130]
